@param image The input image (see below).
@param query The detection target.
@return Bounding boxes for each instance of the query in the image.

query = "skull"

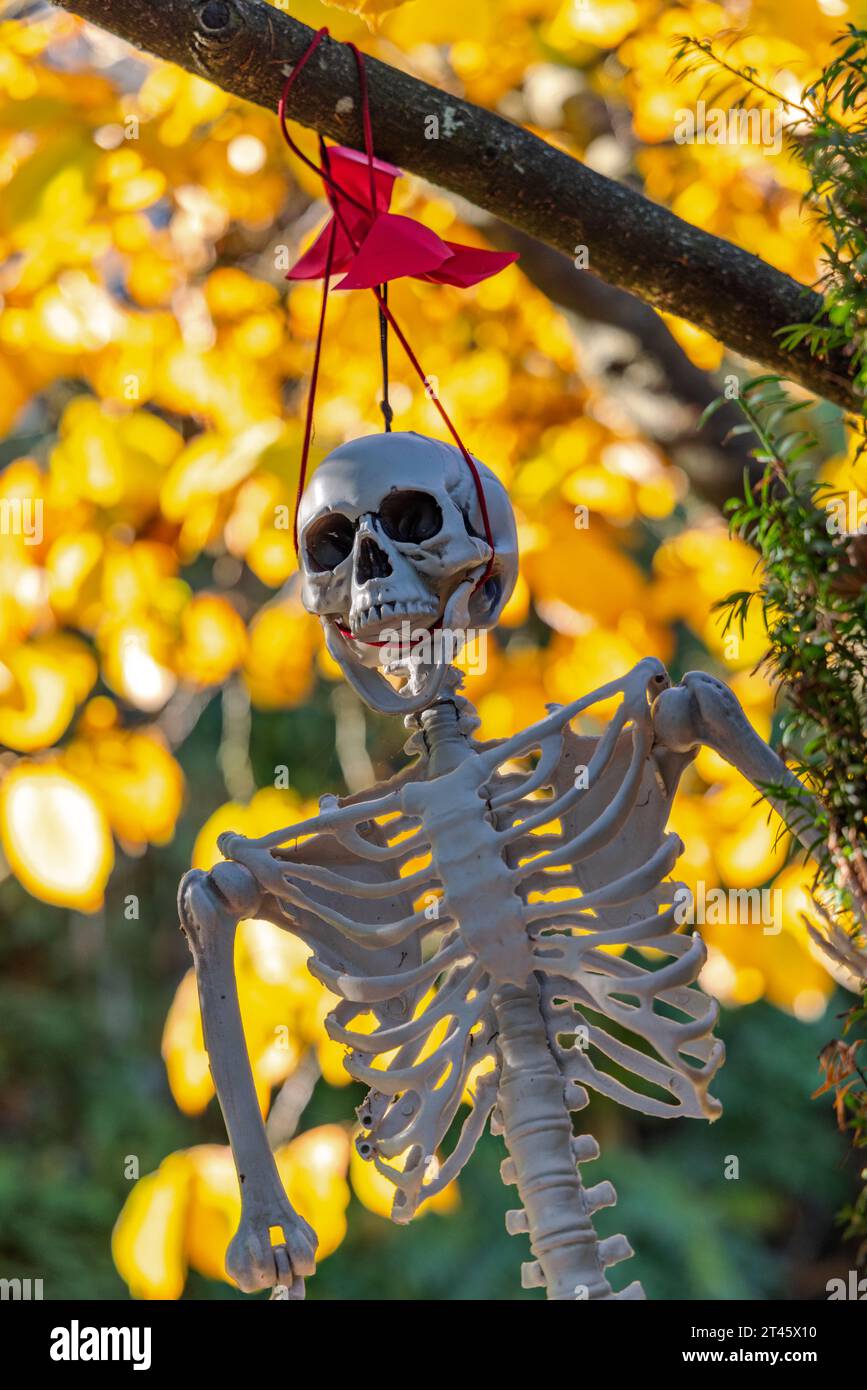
[297,432,518,714]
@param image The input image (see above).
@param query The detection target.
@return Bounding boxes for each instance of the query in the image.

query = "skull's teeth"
[352,599,438,633]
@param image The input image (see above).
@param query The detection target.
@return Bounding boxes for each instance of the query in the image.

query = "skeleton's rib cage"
[212,657,726,1293]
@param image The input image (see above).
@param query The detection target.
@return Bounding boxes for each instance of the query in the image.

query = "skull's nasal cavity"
[356,536,392,582]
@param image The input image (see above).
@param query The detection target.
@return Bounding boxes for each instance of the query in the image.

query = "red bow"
[278,26,510,580]
[287,144,518,291]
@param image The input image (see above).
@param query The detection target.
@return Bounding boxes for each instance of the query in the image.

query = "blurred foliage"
[675,24,867,1250]
[714,372,867,1260]
[676,24,867,389]
[715,379,867,923]
[0,0,864,1299]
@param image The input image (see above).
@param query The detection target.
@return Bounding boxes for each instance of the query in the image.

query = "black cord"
[379,283,393,432]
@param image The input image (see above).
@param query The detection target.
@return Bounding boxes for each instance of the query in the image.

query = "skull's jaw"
[322,579,477,716]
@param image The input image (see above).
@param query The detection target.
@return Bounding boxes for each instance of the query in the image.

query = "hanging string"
[379,284,393,432]
[278,27,496,586]
[367,282,496,567]
[344,32,392,433]
[277,29,365,210]
[292,209,336,553]
[346,38,378,208]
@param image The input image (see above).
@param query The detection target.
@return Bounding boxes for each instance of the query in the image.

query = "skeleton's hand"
[227,1195,318,1296]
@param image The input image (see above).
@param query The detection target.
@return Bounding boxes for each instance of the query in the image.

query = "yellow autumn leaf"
[705,777,789,888]
[63,724,184,847]
[175,593,248,688]
[160,421,284,522]
[162,969,214,1116]
[46,530,104,627]
[49,398,182,523]
[0,762,114,911]
[0,644,80,752]
[112,1153,192,1301]
[243,601,318,710]
[100,620,177,713]
[184,1145,246,1284]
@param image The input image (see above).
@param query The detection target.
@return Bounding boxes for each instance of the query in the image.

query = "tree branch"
[52,0,858,411]
[482,223,762,510]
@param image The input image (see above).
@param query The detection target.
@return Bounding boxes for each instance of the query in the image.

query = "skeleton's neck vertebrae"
[416,696,472,776]
[179,658,818,1300]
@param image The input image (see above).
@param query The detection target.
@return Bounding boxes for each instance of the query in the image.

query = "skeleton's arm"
[178,859,316,1297]
[177,769,435,1295]
[652,671,821,856]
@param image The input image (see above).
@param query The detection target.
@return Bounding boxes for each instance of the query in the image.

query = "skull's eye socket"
[305,513,355,571]
[379,490,443,544]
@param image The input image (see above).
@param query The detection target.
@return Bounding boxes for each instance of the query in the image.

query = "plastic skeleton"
[179,432,816,1301]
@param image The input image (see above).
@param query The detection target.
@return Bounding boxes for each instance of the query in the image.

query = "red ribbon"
[278,27,518,585]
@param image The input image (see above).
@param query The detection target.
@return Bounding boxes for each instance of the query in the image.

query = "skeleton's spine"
[494,983,642,1301]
